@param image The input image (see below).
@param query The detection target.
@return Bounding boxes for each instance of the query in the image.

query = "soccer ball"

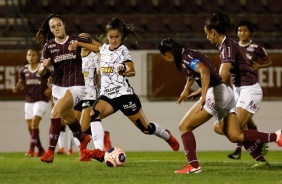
[104,147,126,167]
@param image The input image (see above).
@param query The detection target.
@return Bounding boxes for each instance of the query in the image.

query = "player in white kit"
[68,18,180,162]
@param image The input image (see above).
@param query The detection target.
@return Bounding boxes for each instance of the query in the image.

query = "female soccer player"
[36,14,92,163]
[204,12,273,168]
[227,20,272,159]
[158,37,281,174]
[68,18,179,162]
[73,33,112,160]
[13,48,52,157]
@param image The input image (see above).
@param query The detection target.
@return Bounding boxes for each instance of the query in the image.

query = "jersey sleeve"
[220,41,236,63]
[256,45,268,60]
[121,47,132,63]
[18,66,25,80]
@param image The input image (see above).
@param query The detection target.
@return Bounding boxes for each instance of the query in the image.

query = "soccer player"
[36,14,92,163]
[68,18,180,162]
[205,12,273,168]
[13,48,52,157]
[227,20,272,159]
[158,37,282,174]
[73,33,112,160]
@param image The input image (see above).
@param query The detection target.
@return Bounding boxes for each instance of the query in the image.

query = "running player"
[227,20,272,159]
[36,14,92,163]
[158,37,282,174]
[13,48,52,157]
[68,18,180,162]
[205,12,272,168]
[73,33,112,161]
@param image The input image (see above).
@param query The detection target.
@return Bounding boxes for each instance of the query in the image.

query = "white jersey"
[82,52,99,100]
[99,44,134,99]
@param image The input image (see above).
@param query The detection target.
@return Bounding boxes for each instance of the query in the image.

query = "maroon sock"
[181,131,199,168]
[48,118,62,151]
[33,129,44,150]
[68,119,83,141]
[29,129,37,151]
[244,130,277,143]
[243,142,265,162]
[235,143,243,152]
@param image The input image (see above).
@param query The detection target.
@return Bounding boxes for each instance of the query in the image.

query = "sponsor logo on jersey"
[100,66,114,73]
[54,53,76,63]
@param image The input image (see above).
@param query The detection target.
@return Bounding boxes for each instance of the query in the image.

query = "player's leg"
[80,99,113,162]
[24,103,34,157]
[174,100,212,174]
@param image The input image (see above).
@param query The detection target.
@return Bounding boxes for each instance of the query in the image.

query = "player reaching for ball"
[68,18,180,162]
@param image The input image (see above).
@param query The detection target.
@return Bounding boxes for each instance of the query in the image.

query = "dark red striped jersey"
[219,37,258,87]
[41,36,91,87]
[19,64,52,102]
[182,48,222,88]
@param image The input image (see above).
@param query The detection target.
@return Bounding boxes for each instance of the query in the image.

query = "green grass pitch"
[0,151,281,184]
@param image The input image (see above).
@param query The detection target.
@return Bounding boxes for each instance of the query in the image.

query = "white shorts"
[204,84,236,122]
[233,82,262,114]
[52,84,85,107]
[25,101,49,120]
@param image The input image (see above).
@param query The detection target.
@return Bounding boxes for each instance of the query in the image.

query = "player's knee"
[143,123,156,135]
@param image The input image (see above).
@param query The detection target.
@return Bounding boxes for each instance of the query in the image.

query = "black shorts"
[74,100,95,112]
[97,94,142,116]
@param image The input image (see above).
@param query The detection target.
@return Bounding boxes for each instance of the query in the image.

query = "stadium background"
[0,0,281,152]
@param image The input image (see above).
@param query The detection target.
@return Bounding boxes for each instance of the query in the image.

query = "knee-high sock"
[57,125,66,149]
[181,131,199,168]
[68,119,83,141]
[29,128,38,151]
[90,120,105,151]
[48,118,62,151]
[30,128,43,151]
[243,142,265,162]
[151,122,169,140]
[243,130,277,143]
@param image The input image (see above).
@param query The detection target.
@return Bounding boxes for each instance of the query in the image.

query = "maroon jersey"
[182,48,222,88]
[239,41,268,64]
[219,37,257,87]
[19,64,51,103]
[41,36,91,87]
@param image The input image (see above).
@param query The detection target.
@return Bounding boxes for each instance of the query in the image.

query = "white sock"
[73,137,80,149]
[151,122,170,140]
[90,121,105,151]
[58,131,66,149]
[68,129,74,150]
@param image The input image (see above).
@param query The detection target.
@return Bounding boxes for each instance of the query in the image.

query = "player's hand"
[176,91,189,104]
[44,86,52,97]
[117,64,126,76]
[68,41,78,50]
[12,86,18,93]
[252,62,260,71]
[42,58,51,67]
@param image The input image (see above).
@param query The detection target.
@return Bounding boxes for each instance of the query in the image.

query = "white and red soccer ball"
[104,147,126,167]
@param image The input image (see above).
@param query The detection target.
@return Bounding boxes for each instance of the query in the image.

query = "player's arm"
[38,58,51,76]
[13,79,25,93]
[193,61,210,104]
[176,78,194,104]
[118,61,135,77]
[69,41,101,52]
[253,57,272,70]
[219,62,232,85]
